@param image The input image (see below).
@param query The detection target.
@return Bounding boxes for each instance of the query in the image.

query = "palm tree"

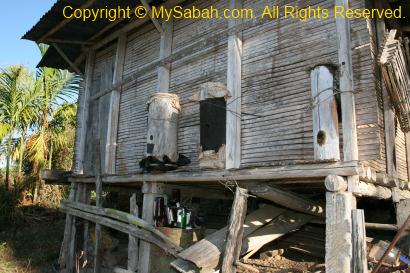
[0,66,37,190]
[25,44,79,198]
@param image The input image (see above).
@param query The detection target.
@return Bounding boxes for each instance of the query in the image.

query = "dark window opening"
[200,98,226,151]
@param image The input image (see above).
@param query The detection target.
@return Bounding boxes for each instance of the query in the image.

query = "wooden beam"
[325,175,347,192]
[335,0,358,161]
[59,182,78,270]
[311,66,340,160]
[69,161,363,184]
[325,192,354,273]
[104,33,127,174]
[375,0,397,177]
[128,194,139,272]
[60,203,179,256]
[140,0,164,33]
[73,51,95,174]
[157,19,173,92]
[352,209,368,273]
[226,0,243,169]
[250,184,324,217]
[38,0,97,42]
[52,43,83,75]
[46,38,93,45]
[94,142,102,273]
[221,187,248,273]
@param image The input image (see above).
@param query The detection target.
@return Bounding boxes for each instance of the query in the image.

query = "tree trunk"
[48,141,53,170]
[18,134,25,175]
[5,132,13,191]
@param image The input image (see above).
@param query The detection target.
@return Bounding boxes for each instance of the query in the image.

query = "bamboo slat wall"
[79,0,396,175]
[115,25,160,174]
[84,46,115,174]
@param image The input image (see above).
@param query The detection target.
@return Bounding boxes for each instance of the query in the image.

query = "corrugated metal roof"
[22,0,147,71]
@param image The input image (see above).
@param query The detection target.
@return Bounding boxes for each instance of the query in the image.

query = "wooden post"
[73,51,95,174]
[335,0,358,162]
[128,193,139,271]
[352,209,368,273]
[221,187,248,273]
[226,0,242,169]
[157,19,173,92]
[396,199,410,255]
[94,142,103,273]
[325,192,354,273]
[59,182,78,271]
[375,0,396,176]
[80,184,91,269]
[104,33,127,174]
[138,182,164,273]
[310,66,340,160]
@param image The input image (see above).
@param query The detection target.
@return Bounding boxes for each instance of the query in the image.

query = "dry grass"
[0,204,65,273]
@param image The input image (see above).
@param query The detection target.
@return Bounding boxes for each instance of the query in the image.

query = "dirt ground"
[0,205,65,273]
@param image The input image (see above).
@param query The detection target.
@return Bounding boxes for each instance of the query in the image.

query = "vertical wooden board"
[128,193,139,271]
[335,0,358,161]
[105,33,127,174]
[226,0,242,170]
[310,66,340,160]
[325,192,353,273]
[352,209,368,273]
[73,51,95,174]
[84,47,115,174]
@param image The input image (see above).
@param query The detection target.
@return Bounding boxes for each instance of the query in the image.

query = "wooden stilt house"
[24,0,410,272]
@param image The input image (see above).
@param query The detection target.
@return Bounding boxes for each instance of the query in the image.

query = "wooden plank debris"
[171,205,285,272]
[379,30,410,132]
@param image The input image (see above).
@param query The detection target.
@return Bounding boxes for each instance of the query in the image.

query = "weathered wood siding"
[115,25,160,174]
[351,0,385,172]
[240,0,384,170]
[84,46,115,174]
[78,0,392,175]
[170,0,228,170]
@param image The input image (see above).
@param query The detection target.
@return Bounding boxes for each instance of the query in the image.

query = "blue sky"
[0,0,56,70]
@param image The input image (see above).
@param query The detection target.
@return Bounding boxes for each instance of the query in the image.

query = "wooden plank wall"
[84,46,115,174]
[170,0,228,170]
[116,25,160,174]
[241,0,336,166]
[74,0,389,175]
[350,0,385,172]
